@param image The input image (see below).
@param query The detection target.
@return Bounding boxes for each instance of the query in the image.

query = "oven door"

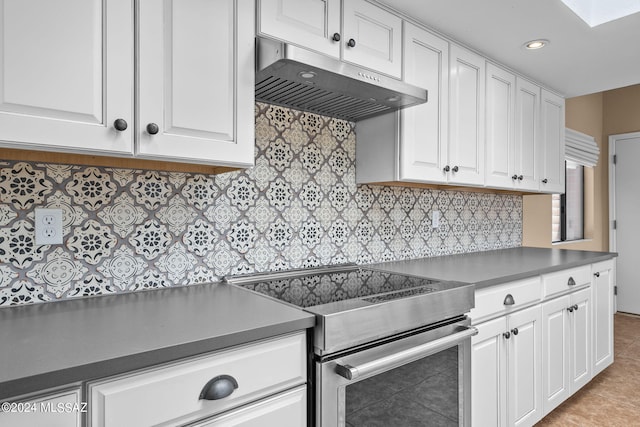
[316,318,477,427]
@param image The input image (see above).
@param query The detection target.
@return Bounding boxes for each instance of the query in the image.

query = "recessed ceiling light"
[524,39,549,50]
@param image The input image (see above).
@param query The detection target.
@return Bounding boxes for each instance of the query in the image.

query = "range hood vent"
[255,38,427,122]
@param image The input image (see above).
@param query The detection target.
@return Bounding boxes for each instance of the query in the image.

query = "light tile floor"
[536,313,640,426]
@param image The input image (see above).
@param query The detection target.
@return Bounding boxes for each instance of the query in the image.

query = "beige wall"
[523,84,640,251]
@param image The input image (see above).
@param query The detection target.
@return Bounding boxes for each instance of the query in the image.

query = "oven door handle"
[334,325,478,381]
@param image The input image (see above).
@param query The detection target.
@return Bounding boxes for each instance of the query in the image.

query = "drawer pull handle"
[199,375,238,401]
[503,294,515,306]
[568,277,576,286]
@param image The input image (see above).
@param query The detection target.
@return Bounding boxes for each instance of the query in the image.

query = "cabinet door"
[485,63,516,189]
[0,0,133,155]
[541,296,571,414]
[508,305,543,427]
[342,0,402,78]
[592,261,614,375]
[257,0,340,58]
[0,388,81,427]
[399,23,449,183]
[137,0,254,167]
[514,78,540,191]
[570,288,592,391]
[539,89,565,193]
[193,386,306,427]
[448,44,485,186]
[472,317,508,427]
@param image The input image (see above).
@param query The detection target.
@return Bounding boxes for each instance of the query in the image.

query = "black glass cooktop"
[237,267,437,308]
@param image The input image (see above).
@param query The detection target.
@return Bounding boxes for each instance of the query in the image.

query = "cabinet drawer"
[190,385,306,427]
[470,277,541,322]
[88,332,306,427]
[542,266,590,298]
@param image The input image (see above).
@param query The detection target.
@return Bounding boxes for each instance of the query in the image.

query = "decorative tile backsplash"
[0,103,522,307]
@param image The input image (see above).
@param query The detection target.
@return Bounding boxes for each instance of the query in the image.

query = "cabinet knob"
[347,38,356,48]
[113,119,128,131]
[332,33,341,42]
[511,328,519,336]
[503,331,511,339]
[594,272,600,278]
[452,166,459,172]
[443,165,450,172]
[573,304,579,311]
[146,123,159,135]
[568,306,574,313]
[567,277,576,286]
[199,375,238,400]
[512,174,518,180]
[542,178,548,184]
[518,175,524,181]
[503,294,515,306]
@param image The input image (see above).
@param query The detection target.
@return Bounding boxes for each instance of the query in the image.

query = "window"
[552,161,584,242]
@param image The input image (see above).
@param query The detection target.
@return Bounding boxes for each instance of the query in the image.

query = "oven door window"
[344,347,459,426]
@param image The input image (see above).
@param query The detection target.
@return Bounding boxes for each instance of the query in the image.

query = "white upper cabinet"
[356,38,486,188]
[0,0,133,155]
[137,0,254,166]
[0,0,254,168]
[342,0,402,78]
[258,0,402,78]
[485,64,541,192]
[448,44,485,186]
[514,78,541,191]
[485,63,516,189]
[257,0,341,58]
[540,89,566,193]
[355,25,453,185]
[399,23,449,182]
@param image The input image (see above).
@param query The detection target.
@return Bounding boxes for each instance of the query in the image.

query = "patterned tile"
[0,162,53,210]
[0,102,522,307]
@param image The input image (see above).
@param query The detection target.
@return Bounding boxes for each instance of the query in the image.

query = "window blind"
[565,128,599,167]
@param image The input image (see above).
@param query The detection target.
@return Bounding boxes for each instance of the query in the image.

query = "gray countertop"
[371,247,617,289]
[0,282,314,400]
[1,246,617,401]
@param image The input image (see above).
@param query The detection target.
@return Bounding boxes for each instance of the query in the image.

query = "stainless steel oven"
[225,265,476,427]
[317,316,475,427]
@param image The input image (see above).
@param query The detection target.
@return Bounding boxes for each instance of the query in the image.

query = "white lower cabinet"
[0,388,82,427]
[592,260,615,375]
[541,288,591,413]
[472,262,612,426]
[87,332,306,427]
[472,305,542,427]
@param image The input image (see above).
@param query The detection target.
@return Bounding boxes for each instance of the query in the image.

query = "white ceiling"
[383,0,640,97]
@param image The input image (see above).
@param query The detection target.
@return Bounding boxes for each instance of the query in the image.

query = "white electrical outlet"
[432,210,440,229]
[35,208,63,245]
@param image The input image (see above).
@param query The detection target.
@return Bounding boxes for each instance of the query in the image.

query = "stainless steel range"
[225,265,476,427]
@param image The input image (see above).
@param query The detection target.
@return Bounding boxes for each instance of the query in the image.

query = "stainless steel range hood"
[255,37,427,122]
